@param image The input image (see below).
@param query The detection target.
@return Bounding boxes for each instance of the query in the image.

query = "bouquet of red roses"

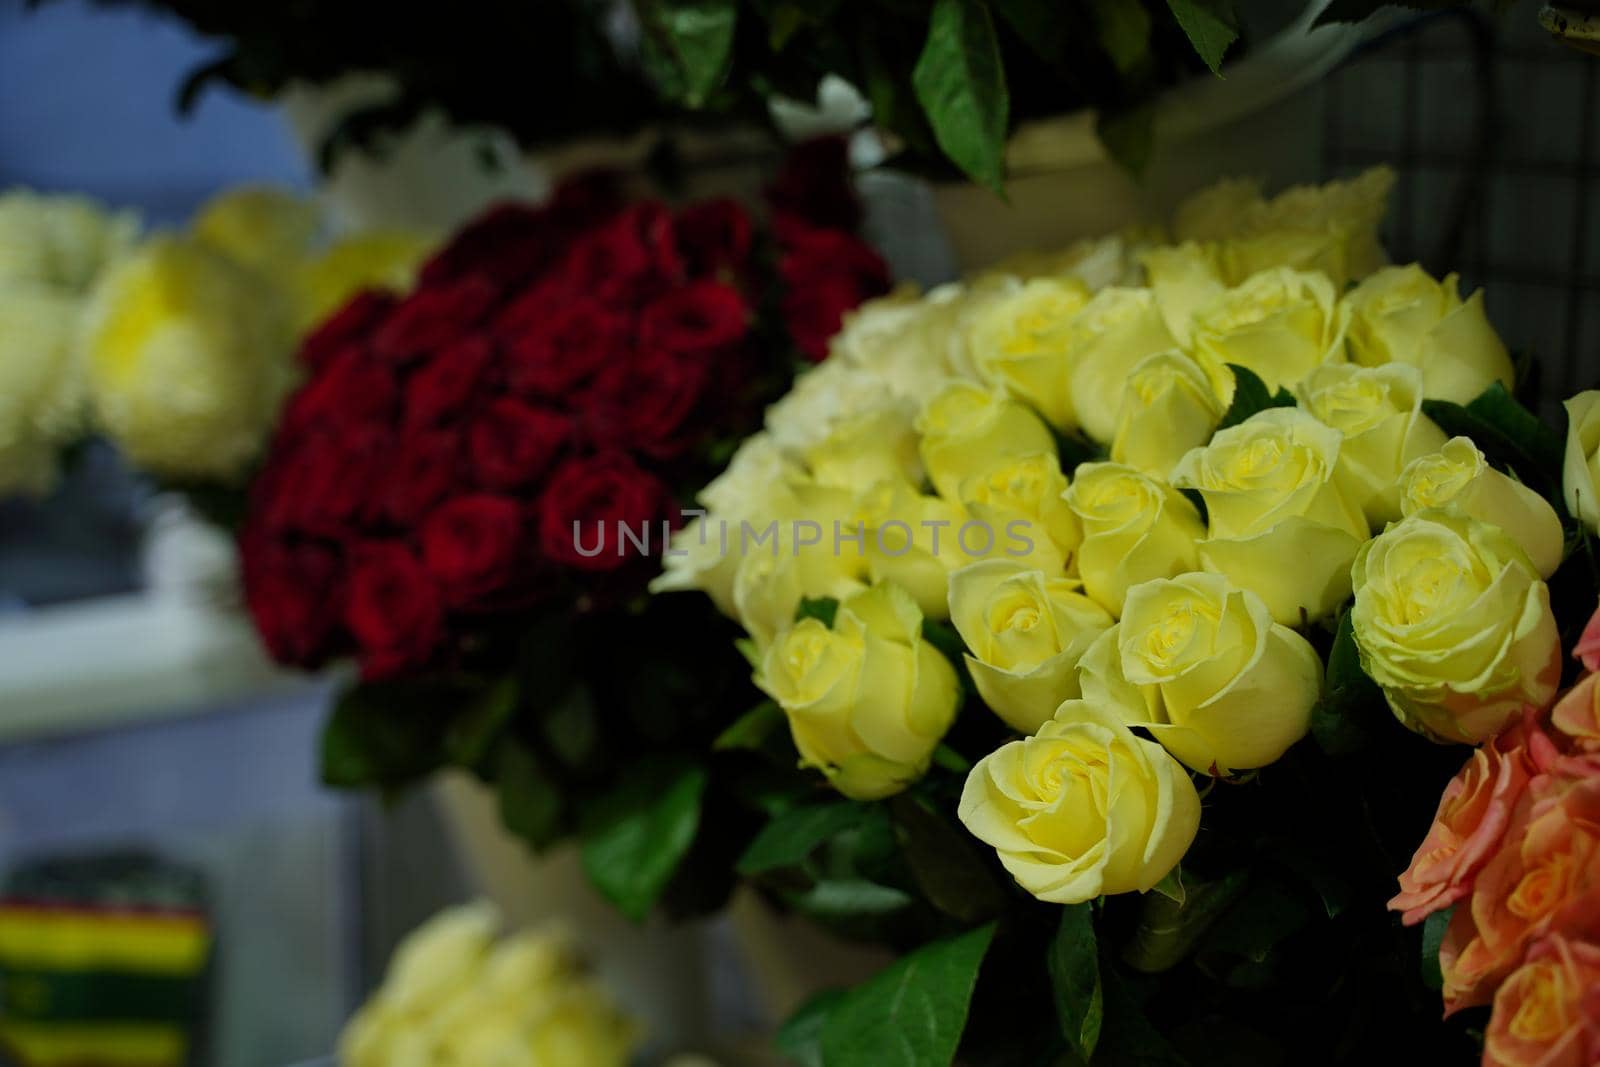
[237,143,889,918]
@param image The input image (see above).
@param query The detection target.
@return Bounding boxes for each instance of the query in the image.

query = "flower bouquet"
[655,166,1600,1064]
[236,144,890,920]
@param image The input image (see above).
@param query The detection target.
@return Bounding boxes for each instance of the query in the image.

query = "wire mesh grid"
[1323,9,1600,412]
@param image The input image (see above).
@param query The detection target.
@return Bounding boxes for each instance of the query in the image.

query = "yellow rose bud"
[1342,265,1513,405]
[1140,242,1226,345]
[947,560,1113,733]
[733,537,869,648]
[1063,287,1180,444]
[1351,510,1560,743]
[804,403,924,493]
[1190,267,1348,394]
[1563,390,1600,533]
[192,185,320,277]
[854,478,969,621]
[829,285,962,408]
[1110,350,1228,480]
[82,235,297,480]
[964,277,1091,431]
[294,229,434,331]
[1082,573,1321,774]
[916,381,1056,502]
[1399,437,1564,578]
[1296,362,1448,524]
[1064,462,1205,616]
[0,287,85,495]
[957,699,1200,903]
[1172,408,1369,624]
[957,452,1082,576]
[757,584,961,799]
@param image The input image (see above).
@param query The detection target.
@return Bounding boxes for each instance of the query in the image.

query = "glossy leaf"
[581,758,708,920]
[497,741,562,850]
[777,988,849,1067]
[1216,364,1295,432]
[1049,903,1103,1061]
[1310,611,1387,757]
[1165,0,1238,74]
[737,800,869,875]
[913,0,1010,193]
[636,0,739,107]
[890,795,1008,923]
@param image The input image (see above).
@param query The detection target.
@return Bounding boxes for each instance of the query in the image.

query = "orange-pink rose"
[1441,771,1600,1014]
[1390,710,1556,926]
[1573,601,1600,674]
[1552,673,1600,752]
[1483,932,1600,1067]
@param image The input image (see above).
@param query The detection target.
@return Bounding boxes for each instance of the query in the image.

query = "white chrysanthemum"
[0,286,88,494]
[0,189,139,294]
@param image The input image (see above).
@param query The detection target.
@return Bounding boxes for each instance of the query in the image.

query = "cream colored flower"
[1565,390,1600,533]
[916,381,1056,502]
[957,452,1082,576]
[766,360,908,456]
[958,700,1200,903]
[1296,362,1448,524]
[0,189,139,294]
[0,287,87,495]
[1190,267,1348,394]
[192,185,320,277]
[1063,287,1180,444]
[948,560,1113,733]
[854,477,972,620]
[1342,265,1513,405]
[1064,462,1205,616]
[757,583,961,799]
[81,235,297,480]
[1110,350,1227,480]
[1172,408,1369,624]
[1399,437,1564,578]
[1140,242,1226,345]
[1080,573,1321,774]
[963,276,1090,430]
[1351,510,1560,743]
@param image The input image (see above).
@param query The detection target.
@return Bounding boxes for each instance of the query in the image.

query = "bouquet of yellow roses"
[653,167,1600,1065]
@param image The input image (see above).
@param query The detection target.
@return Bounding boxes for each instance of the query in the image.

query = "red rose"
[372,276,499,364]
[380,430,463,527]
[344,542,445,678]
[240,535,343,667]
[403,335,496,429]
[280,346,398,435]
[299,290,396,372]
[537,452,671,572]
[589,349,712,460]
[778,224,890,362]
[766,136,862,233]
[468,398,569,490]
[674,199,754,279]
[638,280,749,357]
[418,203,558,289]
[562,202,684,305]
[504,298,630,400]
[420,494,524,606]
[256,423,394,537]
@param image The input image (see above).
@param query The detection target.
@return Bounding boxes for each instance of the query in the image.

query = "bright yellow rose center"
[1141,597,1217,671]
[923,387,992,436]
[1508,962,1571,1043]
[1392,555,1476,625]
[1311,378,1392,435]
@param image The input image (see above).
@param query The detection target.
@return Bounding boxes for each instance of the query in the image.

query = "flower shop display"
[236,146,889,923]
[653,164,1600,1064]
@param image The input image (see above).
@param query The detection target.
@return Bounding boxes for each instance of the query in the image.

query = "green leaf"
[1421,905,1453,991]
[443,676,520,769]
[714,699,786,752]
[1165,0,1238,74]
[1196,879,1311,968]
[776,988,849,1067]
[1091,0,1152,75]
[497,741,563,850]
[796,595,841,628]
[1151,867,1186,905]
[913,0,1010,193]
[1314,0,1456,26]
[1049,904,1103,1062]
[636,0,739,107]
[1422,382,1565,507]
[580,758,708,921]
[1097,965,1192,1065]
[1310,610,1386,757]
[1096,103,1157,177]
[818,922,997,1067]
[791,878,916,921]
[991,0,1074,64]
[737,800,869,875]
[321,679,451,789]
[890,794,1008,923]
[1122,869,1249,973]
[1216,364,1295,432]
[735,636,761,669]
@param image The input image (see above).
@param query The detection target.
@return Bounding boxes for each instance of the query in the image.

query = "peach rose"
[1441,771,1600,1013]
[1390,710,1556,926]
[1483,933,1600,1067]
[1574,601,1600,674]
[1553,674,1600,753]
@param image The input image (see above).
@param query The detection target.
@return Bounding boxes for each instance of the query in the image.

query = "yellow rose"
[1350,510,1560,743]
[82,235,297,480]
[1296,362,1448,524]
[521,983,640,1067]
[375,900,498,1011]
[957,452,1082,576]
[1080,573,1321,774]
[964,276,1091,431]
[1064,462,1205,616]
[803,403,923,493]
[852,478,970,621]
[957,699,1200,903]
[1171,408,1369,624]
[991,234,1137,291]
[1140,242,1225,345]
[1189,267,1347,393]
[947,560,1113,733]
[0,287,86,495]
[1563,390,1600,533]
[1110,350,1227,480]
[732,536,869,648]
[757,583,961,799]
[1399,437,1564,578]
[766,360,905,455]
[1342,265,1513,404]
[1063,287,1180,444]
[916,381,1056,502]
[0,189,139,294]
[294,229,434,331]
[828,285,962,408]
[1213,229,1363,291]
[192,185,320,277]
